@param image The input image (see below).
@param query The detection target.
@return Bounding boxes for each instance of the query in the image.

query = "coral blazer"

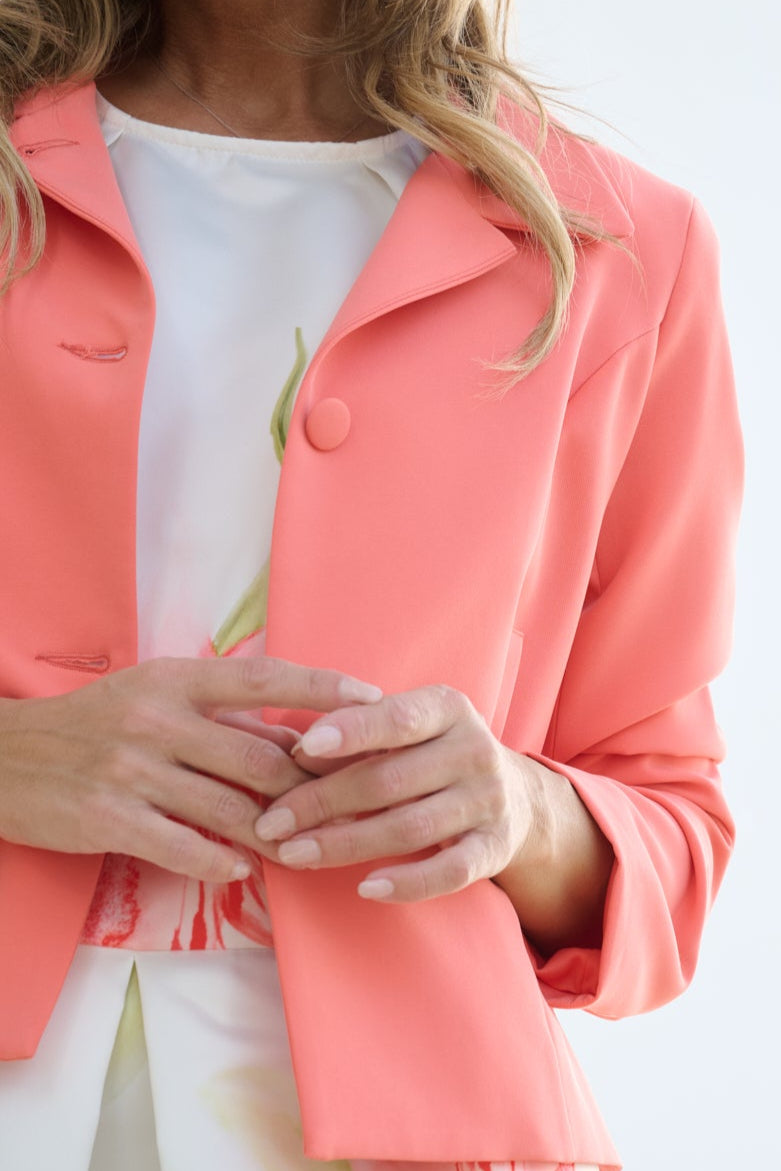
[0,83,742,1168]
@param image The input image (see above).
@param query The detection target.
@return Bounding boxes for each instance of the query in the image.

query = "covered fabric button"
[305,397,351,451]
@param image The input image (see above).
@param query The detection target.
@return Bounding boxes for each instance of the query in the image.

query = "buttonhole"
[59,342,129,362]
[21,139,78,158]
[35,653,111,675]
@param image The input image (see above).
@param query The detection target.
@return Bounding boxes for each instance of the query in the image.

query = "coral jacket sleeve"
[528,199,744,1018]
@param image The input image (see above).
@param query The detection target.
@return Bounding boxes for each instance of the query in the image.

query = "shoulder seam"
[569,324,659,403]
[569,192,697,402]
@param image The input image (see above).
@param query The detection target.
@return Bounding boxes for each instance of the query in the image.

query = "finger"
[172,713,311,799]
[133,761,266,852]
[213,714,301,754]
[281,745,378,780]
[293,685,472,761]
[255,740,456,841]
[144,656,382,715]
[117,805,251,885]
[273,786,478,870]
[356,831,496,903]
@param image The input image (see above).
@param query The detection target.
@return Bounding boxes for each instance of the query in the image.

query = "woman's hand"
[255,684,538,897]
[254,684,614,952]
[0,657,381,885]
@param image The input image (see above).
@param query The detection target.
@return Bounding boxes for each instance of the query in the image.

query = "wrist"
[492,751,613,955]
[0,695,21,728]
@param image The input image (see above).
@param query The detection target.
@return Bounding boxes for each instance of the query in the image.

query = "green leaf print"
[211,329,308,657]
[270,327,307,464]
[211,561,271,657]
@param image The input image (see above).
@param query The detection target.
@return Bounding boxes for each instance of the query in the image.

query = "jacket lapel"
[11,83,146,267]
[310,152,518,363]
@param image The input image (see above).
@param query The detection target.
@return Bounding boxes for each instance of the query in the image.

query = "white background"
[510,2,780,1166]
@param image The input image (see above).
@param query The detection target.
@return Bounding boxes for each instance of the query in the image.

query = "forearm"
[492,753,615,956]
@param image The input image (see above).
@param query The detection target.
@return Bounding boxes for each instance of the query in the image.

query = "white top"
[97,92,429,661]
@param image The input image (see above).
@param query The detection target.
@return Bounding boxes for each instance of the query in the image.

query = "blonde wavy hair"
[0,0,600,377]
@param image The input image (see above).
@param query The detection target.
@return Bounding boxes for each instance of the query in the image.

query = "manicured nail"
[339,678,383,704]
[357,878,395,900]
[231,861,251,881]
[298,723,343,757]
[255,807,296,841]
[278,838,321,866]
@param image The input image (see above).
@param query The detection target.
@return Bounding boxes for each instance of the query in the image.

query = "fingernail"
[357,878,395,900]
[299,723,343,757]
[231,861,251,881]
[278,838,321,866]
[255,807,296,841]
[339,678,383,704]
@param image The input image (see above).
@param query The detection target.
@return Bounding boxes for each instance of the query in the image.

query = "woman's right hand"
[0,656,382,884]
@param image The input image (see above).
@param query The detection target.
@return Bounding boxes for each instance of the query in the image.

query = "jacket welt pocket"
[490,628,524,738]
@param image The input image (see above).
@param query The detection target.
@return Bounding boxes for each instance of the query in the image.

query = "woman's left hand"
[252,685,542,903]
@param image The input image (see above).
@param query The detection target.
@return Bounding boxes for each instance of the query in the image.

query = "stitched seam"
[98,116,414,161]
[550,333,658,751]
[568,324,659,405]
[568,195,696,403]
[588,197,697,593]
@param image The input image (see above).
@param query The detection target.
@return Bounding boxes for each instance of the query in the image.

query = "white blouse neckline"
[95,90,421,163]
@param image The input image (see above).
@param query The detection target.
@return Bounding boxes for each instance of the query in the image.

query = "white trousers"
[0,946,331,1171]
[0,945,600,1171]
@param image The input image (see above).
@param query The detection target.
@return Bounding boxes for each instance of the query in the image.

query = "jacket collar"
[11,82,145,268]
[471,96,635,239]
[12,80,634,239]
[10,81,634,346]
